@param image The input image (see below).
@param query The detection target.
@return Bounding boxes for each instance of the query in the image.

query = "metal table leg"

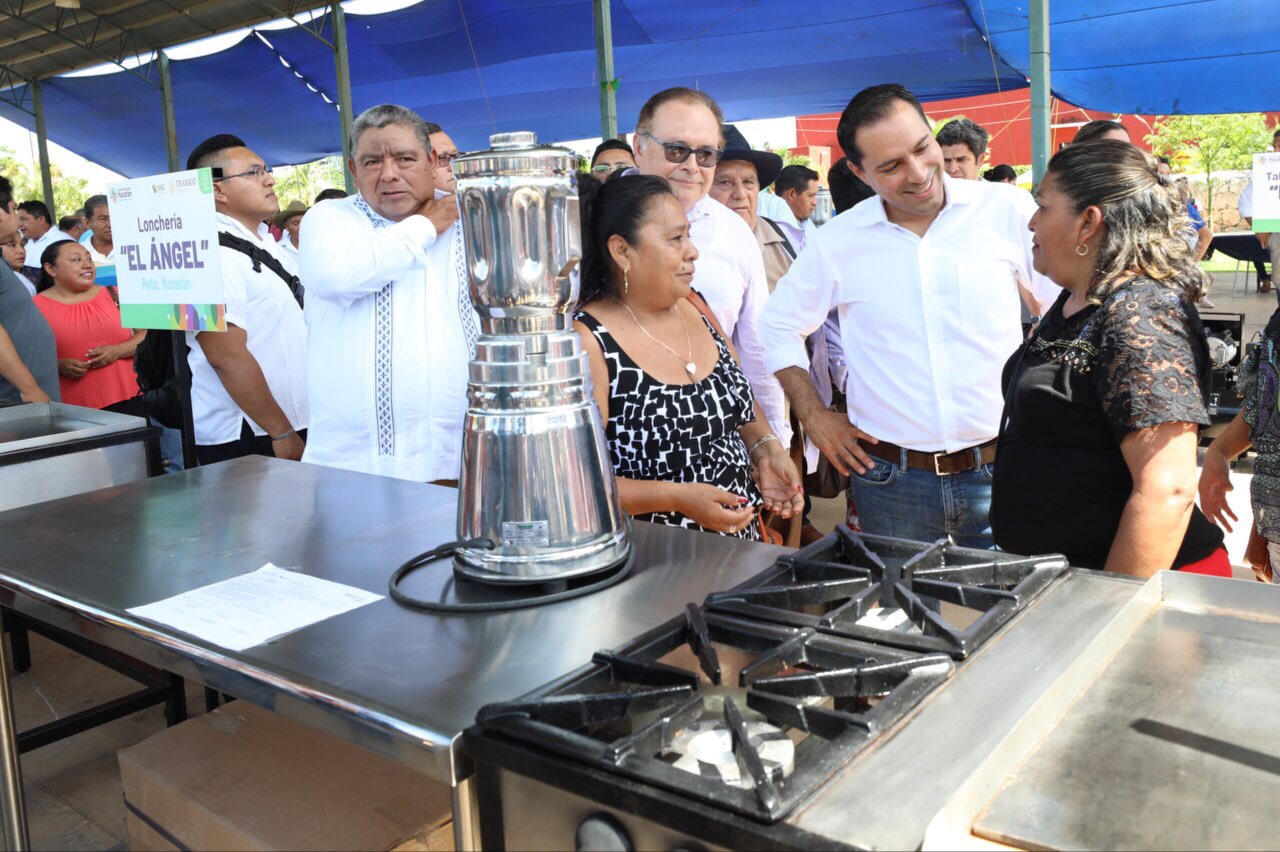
[0,627,29,850]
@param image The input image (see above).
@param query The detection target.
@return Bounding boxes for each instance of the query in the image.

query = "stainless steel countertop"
[0,456,786,783]
[0,402,148,457]
[972,570,1280,850]
[791,568,1145,849]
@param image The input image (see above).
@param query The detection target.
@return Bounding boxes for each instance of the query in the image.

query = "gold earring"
[1075,244,1090,257]
[623,268,629,295]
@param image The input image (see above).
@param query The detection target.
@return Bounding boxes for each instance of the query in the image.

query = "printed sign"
[1251,152,1280,234]
[108,168,225,331]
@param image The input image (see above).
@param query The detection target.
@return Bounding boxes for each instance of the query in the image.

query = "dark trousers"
[196,420,307,467]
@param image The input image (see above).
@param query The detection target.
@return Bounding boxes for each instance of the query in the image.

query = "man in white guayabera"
[298,104,479,483]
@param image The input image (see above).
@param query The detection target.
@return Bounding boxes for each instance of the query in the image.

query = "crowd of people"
[0,81,1277,581]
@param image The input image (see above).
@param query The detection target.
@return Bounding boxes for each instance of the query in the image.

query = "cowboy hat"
[273,199,308,228]
[718,124,784,189]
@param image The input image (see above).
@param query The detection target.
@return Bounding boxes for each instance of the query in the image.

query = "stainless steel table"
[0,456,784,849]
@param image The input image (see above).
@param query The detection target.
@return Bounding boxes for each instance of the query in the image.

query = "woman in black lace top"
[572,175,804,539]
[991,141,1226,575]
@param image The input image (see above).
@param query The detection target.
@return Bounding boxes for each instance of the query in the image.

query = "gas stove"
[463,530,1073,850]
[706,527,1069,658]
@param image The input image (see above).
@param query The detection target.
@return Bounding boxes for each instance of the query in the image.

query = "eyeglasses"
[211,165,273,182]
[590,161,631,175]
[435,151,459,167]
[639,131,723,168]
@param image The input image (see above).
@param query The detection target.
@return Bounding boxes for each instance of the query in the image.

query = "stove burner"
[662,715,795,789]
[475,605,952,822]
[705,528,1068,658]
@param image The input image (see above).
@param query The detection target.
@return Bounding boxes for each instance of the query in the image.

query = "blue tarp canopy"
[0,0,1275,177]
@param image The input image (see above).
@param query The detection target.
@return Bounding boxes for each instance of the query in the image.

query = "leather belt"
[865,439,997,476]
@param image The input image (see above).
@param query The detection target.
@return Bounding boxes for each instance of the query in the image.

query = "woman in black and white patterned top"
[573,175,803,539]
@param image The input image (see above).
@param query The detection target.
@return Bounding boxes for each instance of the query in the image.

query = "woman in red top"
[33,240,144,413]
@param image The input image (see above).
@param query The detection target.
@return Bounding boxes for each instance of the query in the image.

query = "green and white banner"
[108,168,226,332]
[1252,152,1280,234]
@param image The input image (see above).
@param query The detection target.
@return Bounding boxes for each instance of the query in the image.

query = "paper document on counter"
[127,564,383,652]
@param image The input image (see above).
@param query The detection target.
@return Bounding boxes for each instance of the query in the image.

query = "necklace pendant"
[685,361,697,379]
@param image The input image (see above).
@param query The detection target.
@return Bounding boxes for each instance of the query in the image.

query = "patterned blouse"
[1240,307,1280,542]
[576,307,763,540]
[992,276,1222,569]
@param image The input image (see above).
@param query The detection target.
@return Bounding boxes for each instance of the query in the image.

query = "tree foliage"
[1145,113,1274,218]
[0,146,91,216]
[272,156,348,207]
[766,144,812,169]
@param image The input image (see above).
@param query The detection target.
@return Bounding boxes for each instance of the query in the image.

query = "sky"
[0,0,797,197]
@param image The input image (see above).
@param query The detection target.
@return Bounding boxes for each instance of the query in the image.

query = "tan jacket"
[753,216,797,292]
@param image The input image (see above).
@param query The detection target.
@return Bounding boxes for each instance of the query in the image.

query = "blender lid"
[451,130,580,176]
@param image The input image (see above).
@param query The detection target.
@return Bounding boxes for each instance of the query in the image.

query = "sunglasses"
[639,131,723,168]
[590,162,631,175]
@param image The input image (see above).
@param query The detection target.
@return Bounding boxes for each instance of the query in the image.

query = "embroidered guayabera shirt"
[298,192,478,483]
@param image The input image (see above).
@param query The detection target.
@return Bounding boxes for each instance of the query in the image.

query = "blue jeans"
[847,455,994,549]
[154,422,185,473]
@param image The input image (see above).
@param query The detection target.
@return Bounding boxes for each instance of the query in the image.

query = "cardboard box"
[118,701,454,851]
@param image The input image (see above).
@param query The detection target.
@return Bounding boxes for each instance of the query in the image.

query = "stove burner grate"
[705,528,1068,658]
[476,605,952,822]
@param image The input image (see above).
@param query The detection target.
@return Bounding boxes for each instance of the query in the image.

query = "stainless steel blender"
[451,132,632,584]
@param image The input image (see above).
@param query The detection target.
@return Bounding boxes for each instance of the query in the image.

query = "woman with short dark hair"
[992,141,1226,575]
[573,174,803,539]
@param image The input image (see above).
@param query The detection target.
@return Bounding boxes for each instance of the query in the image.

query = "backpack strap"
[762,217,798,260]
[218,231,304,307]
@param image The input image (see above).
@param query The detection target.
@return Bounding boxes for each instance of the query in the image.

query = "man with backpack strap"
[183,134,309,466]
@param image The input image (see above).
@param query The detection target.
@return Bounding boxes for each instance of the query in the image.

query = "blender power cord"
[388,538,635,613]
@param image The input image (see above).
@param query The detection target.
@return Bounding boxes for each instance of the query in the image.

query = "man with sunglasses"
[632,87,789,446]
[589,139,634,178]
[184,134,309,466]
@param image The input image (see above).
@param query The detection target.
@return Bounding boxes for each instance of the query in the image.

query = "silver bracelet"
[748,433,780,457]
[270,428,296,443]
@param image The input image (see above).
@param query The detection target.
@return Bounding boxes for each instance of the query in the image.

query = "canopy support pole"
[30,81,55,215]
[593,0,618,140]
[159,51,179,172]
[1029,0,1050,187]
[332,1,356,194]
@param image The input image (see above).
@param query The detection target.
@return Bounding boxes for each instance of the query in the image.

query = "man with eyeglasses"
[184,134,309,466]
[632,86,789,447]
[424,122,459,194]
[298,104,477,484]
[589,139,634,177]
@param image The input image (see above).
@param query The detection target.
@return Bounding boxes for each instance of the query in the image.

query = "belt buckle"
[932,452,947,476]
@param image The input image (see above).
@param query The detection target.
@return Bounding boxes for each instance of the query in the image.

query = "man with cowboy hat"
[709,124,795,290]
[275,199,307,261]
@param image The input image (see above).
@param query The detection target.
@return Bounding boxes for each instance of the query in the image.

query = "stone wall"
[1182,169,1251,232]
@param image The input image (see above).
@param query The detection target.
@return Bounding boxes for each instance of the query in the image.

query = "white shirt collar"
[216,212,271,243]
[848,172,977,229]
[354,188,451,227]
[689,193,729,223]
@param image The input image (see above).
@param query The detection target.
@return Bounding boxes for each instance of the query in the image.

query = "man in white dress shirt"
[632,87,789,445]
[184,134,309,466]
[772,164,821,250]
[17,200,71,278]
[299,104,477,483]
[760,84,1058,548]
